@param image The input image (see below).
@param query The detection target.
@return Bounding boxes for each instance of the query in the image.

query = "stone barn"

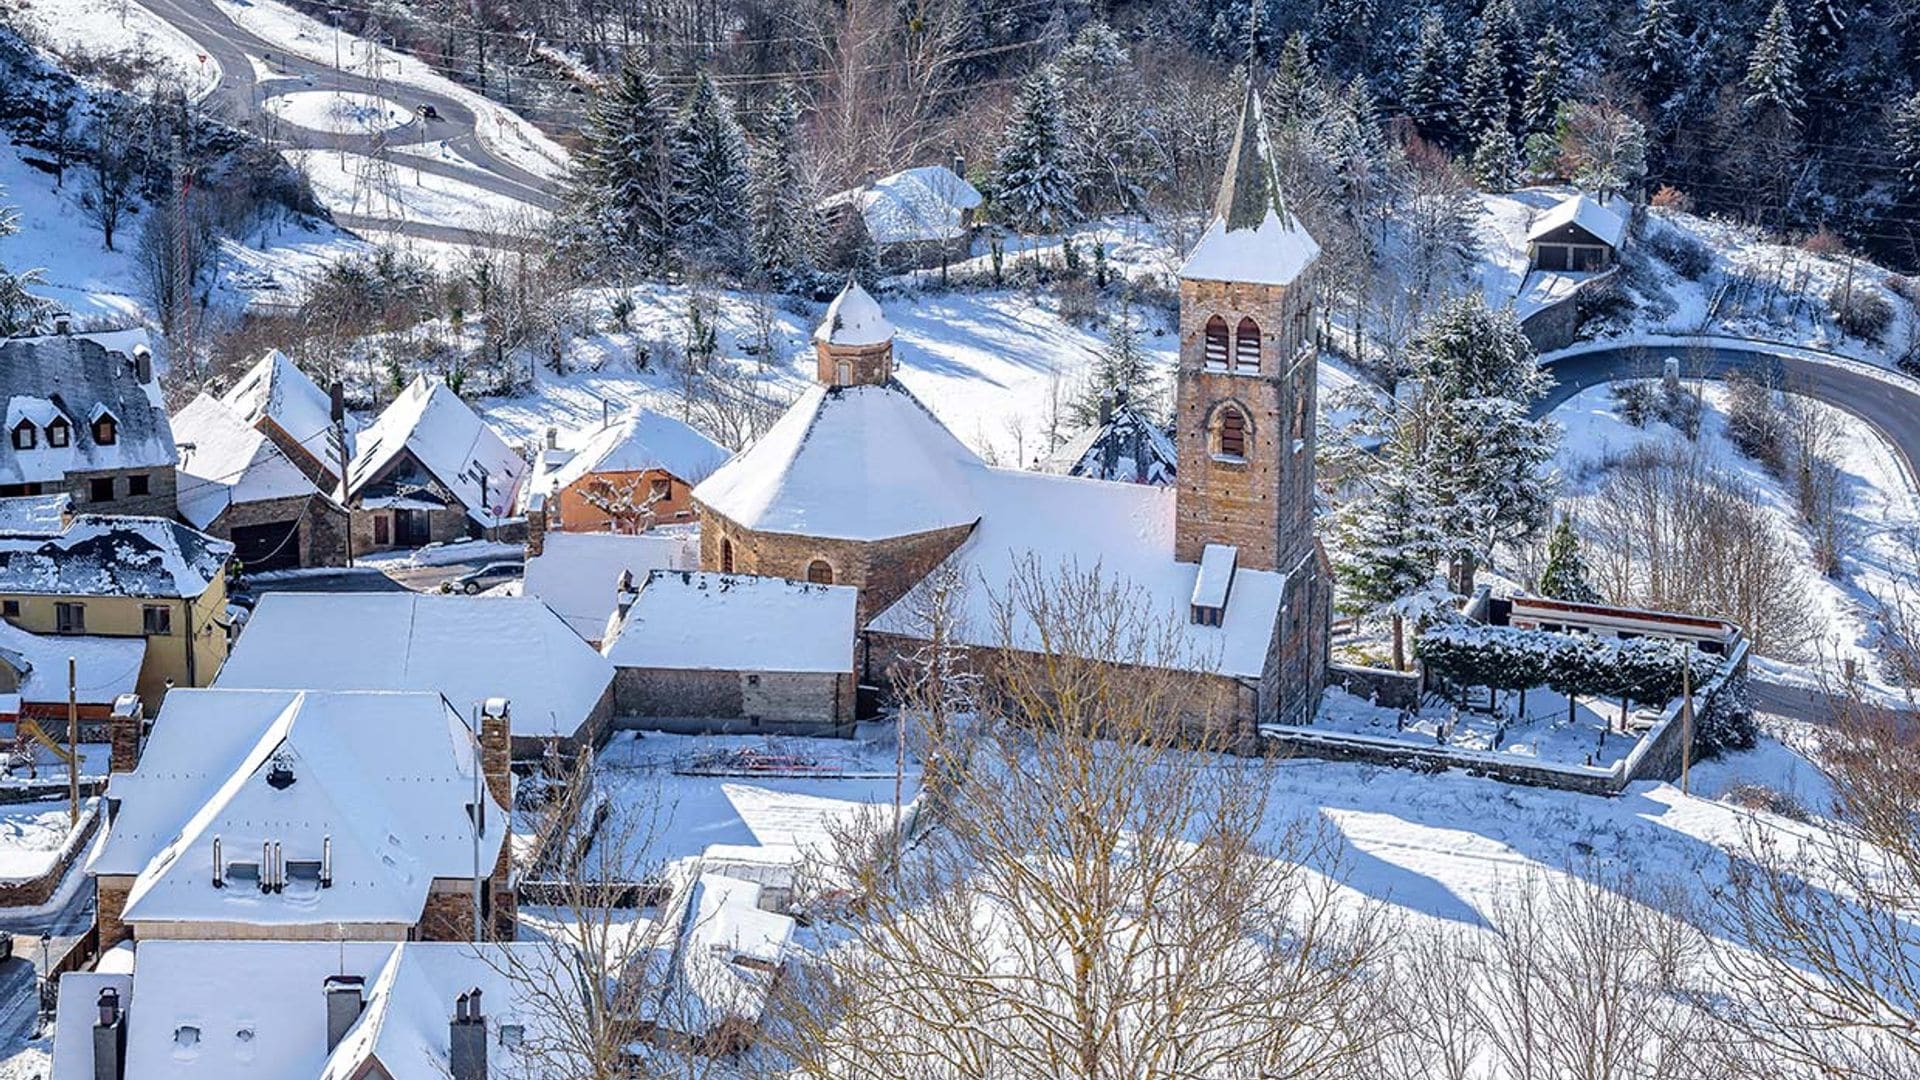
[342,376,527,551]
[172,394,349,571]
[602,570,857,735]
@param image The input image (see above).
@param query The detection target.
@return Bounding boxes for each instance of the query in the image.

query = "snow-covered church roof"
[1178,86,1321,287]
[693,382,984,541]
[813,280,895,347]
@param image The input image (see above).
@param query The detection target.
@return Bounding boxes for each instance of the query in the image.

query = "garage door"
[230,520,302,572]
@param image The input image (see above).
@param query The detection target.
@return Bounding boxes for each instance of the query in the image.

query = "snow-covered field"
[261,89,412,135]
[8,0,220,99]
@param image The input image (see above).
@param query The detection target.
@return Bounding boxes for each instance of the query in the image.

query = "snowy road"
[1536,338,1920,724]
[134,0,560,242]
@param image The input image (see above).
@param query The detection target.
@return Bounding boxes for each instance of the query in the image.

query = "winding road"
[140,0,561,242]
[1534,338,1920,722]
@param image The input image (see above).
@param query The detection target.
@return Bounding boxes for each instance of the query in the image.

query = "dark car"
[442,561,523,594]
[418,103,442,120]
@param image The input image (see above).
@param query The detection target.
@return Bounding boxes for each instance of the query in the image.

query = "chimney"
[107,694,144,774]
[613,570,637,622]
[544,427,557,450]
[450,989,488,1080]
[131,345,152,385]
[53,311,72,335]
[93,987,126,1080]
[330,382,346,426]
[324,975,366,1052]
[524,493,547,559]
[951,153,966,180]
[478,699,512,814]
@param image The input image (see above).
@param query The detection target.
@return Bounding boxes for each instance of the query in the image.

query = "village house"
[819,163,982,271]
[521,528,699,645]
[342,375,527,551]
[1526,192,1629,272]
[217,350,350,489]
[171,394,349,571]
[0,510,230,709]
[52,939,561,1080]
[1041,392,1178,485]
[601,570,858,734]
[523,407,730,538]
[0,334,176,516]
[0,617,143,727]
[213,592,615,753]
[693,84,1331,744]
[89,688,513,948]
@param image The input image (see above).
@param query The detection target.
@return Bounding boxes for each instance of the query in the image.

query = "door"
[394,509,431,547]
[230,520,302,572]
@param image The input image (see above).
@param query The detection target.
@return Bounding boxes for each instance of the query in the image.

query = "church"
[688,84,1330,744]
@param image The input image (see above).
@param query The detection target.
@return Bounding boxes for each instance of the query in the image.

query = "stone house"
[819,163,982,271]
[523,407,730,536]
[171,394,349,570]
[89,689,513,949]
[0,511,231,710]
[0,334,177,516]
[601,570,858,734]
[343,376,527,551]
[693,84,1332,745]
[214,591,616,755]
[217,349,350,489]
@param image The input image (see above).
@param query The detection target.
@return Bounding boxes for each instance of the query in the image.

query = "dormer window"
[45,418,69,448]
[10,422,34,451]
[1234,317,1260,371]
[92,413,117,446]
[1203,316,1230,370]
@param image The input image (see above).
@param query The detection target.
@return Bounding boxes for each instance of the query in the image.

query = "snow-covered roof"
[655,872,795,1032]
[1042,403,1178,485]
[219,350,348,476]
[1527,193,1628,249]
[0,492,70,535]
[1192,543,1237,610]
[0,336,175,486]
[55,941,571,1080]
[347,376,527,527]
[92,689,506,931]
[869,469,1286,679]
[172,395,329,529]
[812,280,895,347]
[537,408,731,497]
[214,593,614,740]
[821,164,983,245]
[0,618,145,704]
[603,571,857,674]
[693,383,983,541]
[0,514,230,599]
[1178,86,1321,287]
[522,529,700,641]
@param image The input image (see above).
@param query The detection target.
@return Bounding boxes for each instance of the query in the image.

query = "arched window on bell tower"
[1213,404,1249,461]
[1203,316,1230,370]
[1234,317,1260,372]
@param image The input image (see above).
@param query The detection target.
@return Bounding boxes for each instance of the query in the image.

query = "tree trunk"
[1391,613,1405,672]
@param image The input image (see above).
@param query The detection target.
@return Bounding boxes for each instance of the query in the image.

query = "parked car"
[418,103,441,120]
[442,561,523,594]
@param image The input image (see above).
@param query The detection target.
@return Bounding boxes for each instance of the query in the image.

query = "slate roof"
[0,514,230,598]
[0,336,174,486]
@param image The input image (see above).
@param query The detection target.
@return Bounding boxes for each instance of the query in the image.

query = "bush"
[1645,227,1712,280]
[1612,380,1655,427]
[1829,284,1893,341]
[1886,274,1919,304]
[1648,185,1693,213]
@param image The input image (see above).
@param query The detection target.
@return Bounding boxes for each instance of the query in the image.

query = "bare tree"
[769,560,1386,1080]
[80,106,135,251]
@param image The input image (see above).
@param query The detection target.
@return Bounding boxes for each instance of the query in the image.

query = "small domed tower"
[814,280,895,387]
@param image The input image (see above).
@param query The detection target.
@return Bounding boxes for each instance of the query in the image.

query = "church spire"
[1213,85,1302,233]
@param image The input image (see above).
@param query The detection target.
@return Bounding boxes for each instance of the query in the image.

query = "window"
[92,416,117,446]
[127,473,149,497]
[720,538,734,573]
[1203,316,1230,369]
[10,423,34,451]
[1215,406,1248,461]
[1234,317,1260,371]
[45,419,69,448]
[55,602,85,634]
[1191,604,1223,627]
[649,477,671,501]
[806,559,833,585]
[89,477,114,502]
[373,514,390,546]
[1,600,16,617]
[835,360,853,386]
[143,605,173,636]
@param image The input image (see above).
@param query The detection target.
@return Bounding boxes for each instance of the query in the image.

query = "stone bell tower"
[1173,83,1322,576]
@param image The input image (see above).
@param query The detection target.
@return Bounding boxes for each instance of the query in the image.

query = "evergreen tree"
[1331,464,1447,671]
[1471,124,1520,191]
[1269,32,1325,128]
[1401,10,1460,145]
[1802,0,1848,90]
[1331,76,1390,221]
[1461,27,1510,138]
[670,74,752,272]
[1072,293,1161,427]
[993,67,1079,232]
[1521,27,1570,136]
[1058,22,1165,212]
[1621,0,1685,107]
[1538,515,1600,603]
[0,186,49,336]
[748,82,815,287]
[1743,0,1804,125]
[567,61,675,272]
[1893,91,1920,192]
[1307,0,1374,78]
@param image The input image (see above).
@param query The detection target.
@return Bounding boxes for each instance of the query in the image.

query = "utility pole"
[332,382,354,567]
[1680,651,1694,796]
[66,657,78,826]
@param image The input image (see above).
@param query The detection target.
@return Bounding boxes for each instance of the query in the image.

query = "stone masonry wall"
[616,667,743,717]
[699,509,973,627]
[212,494,350,568]
[65,465,178,519]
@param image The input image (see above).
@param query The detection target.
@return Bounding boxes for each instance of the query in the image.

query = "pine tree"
[1802,0,1848,89]
[749,82,815,287]
[1307,0,1373,78]
[1893,91,1920,192]
[1072,293,1161,427]
[0,185,49,336]
[670,73,752,272]
[1520,27,1570,136]
[566,61,675,272]
[1539,515,1600,603]
[1621,0,1685,106]
[1471,124,1520,191]
[1461,27,1510,138]
[993,67,1079,232]
[1331,76,1390,222]
[1270,32,1325,128]
[1743,0,1804,125]
[1401,11,1459,146]
[1331,460,1447,670]
[1058,22,1164,212]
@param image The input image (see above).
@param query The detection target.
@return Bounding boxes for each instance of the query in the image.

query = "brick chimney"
[450,989,487,1080]
[478,699,512,813]
[524,493,548,559]
[107,694,144,774]
[93,986,126,1080]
